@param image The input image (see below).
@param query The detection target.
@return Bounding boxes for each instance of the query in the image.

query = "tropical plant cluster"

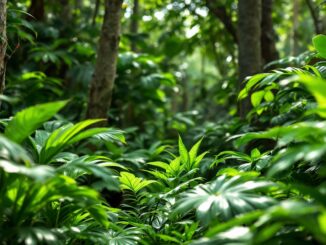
[1,0,326,244]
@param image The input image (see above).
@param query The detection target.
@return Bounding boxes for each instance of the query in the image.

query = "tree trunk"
[92,0,101,26]
[291,0,300,56]
[86,0,123,122]
[0,0,7,98]
[28,0,45,21]
[261,0,279,66]
[238,0,262,118]
[60,0,71,22]
[130,0,139,52]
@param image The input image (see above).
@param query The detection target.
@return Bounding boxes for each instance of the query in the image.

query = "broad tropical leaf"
[5,101,67,144]
[175,175,276,223]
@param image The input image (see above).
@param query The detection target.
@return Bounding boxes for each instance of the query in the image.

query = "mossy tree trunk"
[86,0,123,122]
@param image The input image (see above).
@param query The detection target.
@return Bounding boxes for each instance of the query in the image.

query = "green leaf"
[189,138,203,166]
[169,157,182,175]
[250,148,261,160]
[313,35,326,59]
[318,212,326,234]
[0,135,32,163]
[251,91,265,107]
[175,175,276,223]
[148,161,171,172]
[296,74,326,117]
[178,136,189,166]
[5,101,67,144]
[39,119,106,163]
[119,172,156,193]
[238,73,269,100]
[264,90,274,102]
[205,210,263,237]
[0,160,55,182]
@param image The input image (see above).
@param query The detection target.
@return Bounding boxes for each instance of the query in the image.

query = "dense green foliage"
[1,0,326,244]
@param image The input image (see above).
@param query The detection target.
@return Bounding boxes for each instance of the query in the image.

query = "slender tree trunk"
[130,0,139,52]
[291,0,300,56]
[238,0,262,118]
[86,0,123,121]
[60,0,71,21]
[92,0,100,26]
[261,0,279,66]
[28,0,45,21]
[0,0,7,98]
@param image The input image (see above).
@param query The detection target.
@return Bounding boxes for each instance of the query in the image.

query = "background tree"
[238,0,262,117]
[86,0,123,121]
[0,0,7,96]
[261,0,279,66]
[28,0,45,21]
[130,0,139,52]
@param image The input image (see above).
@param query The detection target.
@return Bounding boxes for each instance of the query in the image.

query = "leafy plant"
[175,175,276,223]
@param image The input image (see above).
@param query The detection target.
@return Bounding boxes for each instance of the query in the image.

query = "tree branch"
[305,0,322,34]
[205,0,238,43]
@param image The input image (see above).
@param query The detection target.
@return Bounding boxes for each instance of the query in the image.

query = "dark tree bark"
[205,0,238,44]
[130,0,139,52]
[0,0,7,98]
[238,0,262,118]
[28,0,45,21]
[86,0,123,122]
[60,0,72,21]
[261,0,279,66]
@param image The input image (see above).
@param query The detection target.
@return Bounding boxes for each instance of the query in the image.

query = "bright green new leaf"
[119,172,156,193]
[251,91,265,108]
[264,90,274,102]
[296,74,326,117]
[178,136,189,166]
[313,35,326,59]
[189,137,203,166]
[5,101,67,144]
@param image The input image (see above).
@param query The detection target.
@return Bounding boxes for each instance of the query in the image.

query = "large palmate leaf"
[102,226,142,245]
[175,175,276,223]
[5,101,67,144]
